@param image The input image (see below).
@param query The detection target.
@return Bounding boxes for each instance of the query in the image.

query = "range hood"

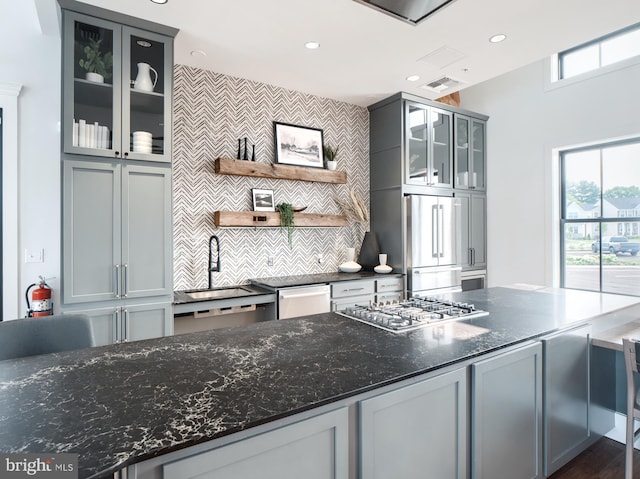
[353,0,456,25]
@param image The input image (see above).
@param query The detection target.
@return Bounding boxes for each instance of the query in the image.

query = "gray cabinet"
[67,301,172,346]
[406,102,453,187]
[61,10,174,163]
[63,159,172,305]
[472,342,543,479]
[162,407,349,479]
[454,115,486,191]
[375,276,404,303]
[458,191,486,271]
[542,324,591,476]
[330,279,375,312]
[360,367,468,479]
[330,277,403,311]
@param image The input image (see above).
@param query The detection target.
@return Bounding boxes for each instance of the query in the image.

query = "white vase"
[374,252,392,274]
[85,72,104,83]
[326,160,337,171]
[339,247,361,272]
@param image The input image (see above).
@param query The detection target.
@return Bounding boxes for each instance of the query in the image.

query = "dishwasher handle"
[279,290,330,300]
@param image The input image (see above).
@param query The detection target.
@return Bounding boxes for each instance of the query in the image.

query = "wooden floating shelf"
[214,157,347,184]
[214,211,347,228]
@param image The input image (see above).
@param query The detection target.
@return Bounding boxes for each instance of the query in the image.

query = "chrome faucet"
[208,235,220,289]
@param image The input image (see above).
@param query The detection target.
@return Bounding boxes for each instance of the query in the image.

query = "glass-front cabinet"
[454,114,486,190]
[62,11,172,162]
[405,101,452,187]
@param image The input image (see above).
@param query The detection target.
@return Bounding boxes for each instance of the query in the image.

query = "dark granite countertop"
[0,287,638,478]
[250,271,403,289]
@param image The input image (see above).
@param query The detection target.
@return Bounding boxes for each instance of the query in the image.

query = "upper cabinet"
[62,10,173,163]
[454,114,486,191]
[405,102,453,188]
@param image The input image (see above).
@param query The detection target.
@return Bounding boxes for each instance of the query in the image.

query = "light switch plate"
[25,248,44,263]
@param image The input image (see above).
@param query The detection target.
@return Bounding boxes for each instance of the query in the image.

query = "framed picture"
[252,188,275,212]
[273,122,324,168]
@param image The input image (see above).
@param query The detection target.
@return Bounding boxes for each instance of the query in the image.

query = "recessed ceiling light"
[150,0,168,4]
[190,50,207,57]
[489,34,507,43]
[136,40,152,48]
[406,75,420,82]
[305,41,320,49]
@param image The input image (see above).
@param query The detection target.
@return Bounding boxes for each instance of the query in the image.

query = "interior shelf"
[214,157,347,184]
[214,211,347,228]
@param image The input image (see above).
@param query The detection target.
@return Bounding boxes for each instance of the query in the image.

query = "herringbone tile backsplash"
[173,65,370,290]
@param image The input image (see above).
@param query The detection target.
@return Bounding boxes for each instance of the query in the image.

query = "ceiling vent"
[420,75,465,93]
[353,0,456,25]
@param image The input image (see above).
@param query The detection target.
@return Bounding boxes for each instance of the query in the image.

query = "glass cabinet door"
[405,102,429,185]
[63,13,122,157]
[455,115,486,190]
[431,108,452,187]
[122,27,172,163]
[455,115,470,188]
[471,119,486,190]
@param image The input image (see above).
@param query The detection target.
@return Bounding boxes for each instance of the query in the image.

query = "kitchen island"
[1,287,639,478]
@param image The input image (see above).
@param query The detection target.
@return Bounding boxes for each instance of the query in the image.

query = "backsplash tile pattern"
[173,65,370,290]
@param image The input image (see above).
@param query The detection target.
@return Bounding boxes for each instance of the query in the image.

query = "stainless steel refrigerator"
[406,195,462,296]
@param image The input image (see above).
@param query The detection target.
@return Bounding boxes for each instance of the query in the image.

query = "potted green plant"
[323,144,339,170]
[79,38,113,83]
[276,202,295,248]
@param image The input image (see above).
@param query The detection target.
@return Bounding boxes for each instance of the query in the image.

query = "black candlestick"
[251,145,256,161]
[237,139,241,160]
[243,138,249,160]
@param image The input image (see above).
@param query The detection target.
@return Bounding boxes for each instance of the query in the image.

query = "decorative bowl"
[374,264,393,274]
[339,261,362,273]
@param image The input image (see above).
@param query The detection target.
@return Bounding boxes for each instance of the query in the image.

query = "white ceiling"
[74,0,640,107]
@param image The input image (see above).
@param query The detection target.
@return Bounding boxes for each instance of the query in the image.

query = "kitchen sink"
[186,287,253,300]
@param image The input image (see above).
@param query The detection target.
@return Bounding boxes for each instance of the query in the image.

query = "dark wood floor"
[550,437,640,478]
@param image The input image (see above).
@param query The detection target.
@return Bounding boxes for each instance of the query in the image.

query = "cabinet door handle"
[114,264,121,298]
[114,309,120,344]
[344,287,365,292]
[115,151,120,158]
[123,264,128,297]
[471,248,476,265]
[123,309,129,342]
[123,152,129,158]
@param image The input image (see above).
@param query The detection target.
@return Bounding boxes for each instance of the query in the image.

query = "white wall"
[460,58,640,287]
[1,0,61,318]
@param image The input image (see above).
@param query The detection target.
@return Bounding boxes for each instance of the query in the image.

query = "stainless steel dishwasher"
[277,284,331,319]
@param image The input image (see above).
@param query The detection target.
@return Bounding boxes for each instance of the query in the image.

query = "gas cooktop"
[338,296,489,333]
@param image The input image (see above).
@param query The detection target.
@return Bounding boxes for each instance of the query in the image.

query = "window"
[557,23,640,80]
[560,139,640,296]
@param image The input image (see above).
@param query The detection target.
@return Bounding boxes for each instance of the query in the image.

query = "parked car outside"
[591,236,640,255]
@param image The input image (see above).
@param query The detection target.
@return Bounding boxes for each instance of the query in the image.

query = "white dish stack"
[132,131,153,154]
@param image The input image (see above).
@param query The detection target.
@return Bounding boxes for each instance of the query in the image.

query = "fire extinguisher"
[26,276,53,317]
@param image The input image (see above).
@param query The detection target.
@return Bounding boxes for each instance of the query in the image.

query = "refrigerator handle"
[439,204,445,258]
[432,204,438,258]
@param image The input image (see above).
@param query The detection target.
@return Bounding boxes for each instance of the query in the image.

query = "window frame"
[559,137,640,295]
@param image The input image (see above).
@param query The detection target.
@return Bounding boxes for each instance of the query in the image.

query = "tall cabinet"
[59,1,177,345]
[369,92,488,288]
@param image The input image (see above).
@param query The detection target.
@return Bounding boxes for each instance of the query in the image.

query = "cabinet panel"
[63,160,121,304]
[331,295,373,312]
[67,302,171,345]
[458,192,486,271]
[542,325,591,476]
[472,342,543,479]
[331,280,375,299]
[163,407,348,479]
[126,302,172,341]
[360,367,467,479]
[122,164,172,298]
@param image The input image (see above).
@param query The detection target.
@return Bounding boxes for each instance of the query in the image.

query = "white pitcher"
[133,62,158,92]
